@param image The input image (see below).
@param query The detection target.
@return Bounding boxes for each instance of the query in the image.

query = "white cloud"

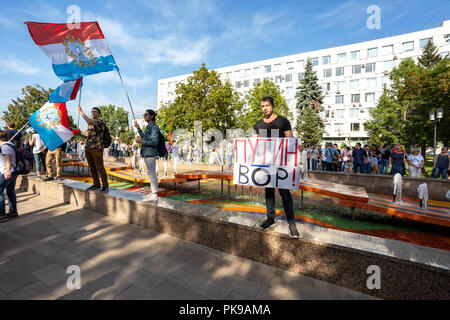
[0,52,40,75]
[83,14,211,67]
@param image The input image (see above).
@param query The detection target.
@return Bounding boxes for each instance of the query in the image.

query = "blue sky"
[0,0,449,129]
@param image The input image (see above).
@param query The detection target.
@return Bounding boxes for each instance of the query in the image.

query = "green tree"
[2,84,76,131]
[157,63,243,135]
[296,106,324,146]
[418,39,441,68]
[295,58,324,111]
[365,56,449,150]
[239,80,291,130]
[294,58,324,144]
[98,104,130,137]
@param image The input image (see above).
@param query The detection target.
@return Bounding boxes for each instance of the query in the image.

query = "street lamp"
[429,108,443,163]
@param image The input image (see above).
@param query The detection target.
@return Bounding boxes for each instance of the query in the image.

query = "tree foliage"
[294,58,324,144]
[418,39,441,68]
[295,58,324,111]
[365,52,449,149]
[98,104,130,138]
[238,80,291,130]
[157,63,243,134]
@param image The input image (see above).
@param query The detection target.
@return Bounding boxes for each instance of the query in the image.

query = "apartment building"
[158,20,450,145]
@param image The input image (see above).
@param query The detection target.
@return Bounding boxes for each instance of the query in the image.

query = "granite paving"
[0,191,377,300]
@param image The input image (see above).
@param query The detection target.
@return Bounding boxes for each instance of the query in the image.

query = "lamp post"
[429,108,443,163]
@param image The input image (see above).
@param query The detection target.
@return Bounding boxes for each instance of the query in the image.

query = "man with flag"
[76,105,109,192]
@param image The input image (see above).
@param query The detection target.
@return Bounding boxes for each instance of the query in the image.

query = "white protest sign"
[233,138,300,190]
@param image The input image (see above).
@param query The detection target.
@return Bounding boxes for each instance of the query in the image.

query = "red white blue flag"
[25,21,118,82]
[29,102,74,151]
[49,77,83,103]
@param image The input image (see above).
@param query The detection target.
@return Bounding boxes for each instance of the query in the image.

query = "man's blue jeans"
[0,172,18,217]
[353,160,364,174]
[433,168,448,179]
[311,159,318,171]
[265,188,295,223]
[378,159,389,175]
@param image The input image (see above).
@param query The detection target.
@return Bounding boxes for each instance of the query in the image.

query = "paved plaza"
[0,191,377,300]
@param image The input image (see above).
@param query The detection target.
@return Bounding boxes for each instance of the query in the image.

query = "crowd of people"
[303,142,449,179]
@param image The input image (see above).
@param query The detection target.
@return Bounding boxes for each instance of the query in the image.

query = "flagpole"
[116,70,136,121]
[8,121,29,143]
[77,85,83,129]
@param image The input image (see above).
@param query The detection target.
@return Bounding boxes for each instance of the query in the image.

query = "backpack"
[1,142,33,175]
[157,131,168,158]
[101,123,112,148]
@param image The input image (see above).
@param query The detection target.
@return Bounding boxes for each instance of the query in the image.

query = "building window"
[324,69,332,78]
[263,77,271,82]
[336,110,345,119]
[352,65,361,74]
[350,79,359,89]
[226,72,232,78]
[420,38,431,49]
[235,81,242,88]
[384,60,395,71]
[274,63,282,72]
[298,73,304,81]
[244,80,249,87]
[285,74,292,82]
[367,47,378,58]
[382,76,391,87]
[403,41,414,52]
[335,95,344,104]
[322,55,330,65]
[338,53,346,63]
[382,45,393,55]
[351,50,359,60]
[366,62,376,73]
[367,77,377,88]
[275,75,282,83]
[349,108,359,118]
[286,86,294,95]
[365,92,375,102]
[325,110,330,118]
[253,67,260,75]
[335,67,344,76]
[311,58,319,66]
[265,65,272,73]
[297,60,304,68]
[351,94,360,103]
[254,78,261,85]
[350,123,360,132]
[287,62,294,70]
[335,123,343,133]
[336,80,346,91]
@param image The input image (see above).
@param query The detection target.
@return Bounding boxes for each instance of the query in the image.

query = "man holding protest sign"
[252,96,300,238]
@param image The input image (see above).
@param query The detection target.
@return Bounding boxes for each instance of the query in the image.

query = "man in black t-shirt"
[253,96,300,239]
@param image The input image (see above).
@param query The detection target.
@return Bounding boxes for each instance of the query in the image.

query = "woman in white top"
[29,131,46,178]
[209,149,219,164]
[408,149,424,178]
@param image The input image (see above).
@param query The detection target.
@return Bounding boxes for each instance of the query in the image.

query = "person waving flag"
[25,21,118,81]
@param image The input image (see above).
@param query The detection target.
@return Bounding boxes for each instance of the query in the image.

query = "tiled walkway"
[0,191,377,300]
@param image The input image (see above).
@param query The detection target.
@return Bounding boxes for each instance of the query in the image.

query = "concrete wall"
[15,175,450,299]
